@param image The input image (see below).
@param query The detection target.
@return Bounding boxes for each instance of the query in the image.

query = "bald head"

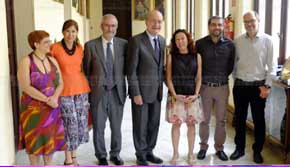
[145,10,163,36]
[146,10,163,21]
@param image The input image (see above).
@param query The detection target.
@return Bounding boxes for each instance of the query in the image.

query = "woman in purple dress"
[17,30,66,165]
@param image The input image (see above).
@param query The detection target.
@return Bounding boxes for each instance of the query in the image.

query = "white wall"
[72,9,86,44]
[194,0,210,40]
[0,0,15,165]
[175,0,187,29]
[34,0,64,42]
[231,0,253,37]
[89,0,102,39]
[14,0,34,61]
[165,0,172,44]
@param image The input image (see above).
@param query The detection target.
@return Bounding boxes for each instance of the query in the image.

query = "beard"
[210,30,222,37]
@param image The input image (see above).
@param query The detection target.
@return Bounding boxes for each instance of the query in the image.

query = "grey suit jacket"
[83,36,128,106]
[127,31,166,103]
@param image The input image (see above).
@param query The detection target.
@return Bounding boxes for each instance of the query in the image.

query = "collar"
[102,36,114,46]
[205,35,225,43]
[146,30,158,40]
[245,31,262,39]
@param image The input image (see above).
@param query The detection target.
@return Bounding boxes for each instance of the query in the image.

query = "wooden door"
[103,0,132,40]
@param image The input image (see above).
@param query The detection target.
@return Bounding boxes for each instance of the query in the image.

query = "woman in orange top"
[50,19,90,165]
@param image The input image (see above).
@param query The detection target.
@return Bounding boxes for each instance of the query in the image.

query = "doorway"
[103,0,132,40]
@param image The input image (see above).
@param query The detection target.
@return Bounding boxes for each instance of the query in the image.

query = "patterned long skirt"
[60,93,90,151]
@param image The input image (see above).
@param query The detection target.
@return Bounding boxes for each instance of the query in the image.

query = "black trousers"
[233,84,266,153]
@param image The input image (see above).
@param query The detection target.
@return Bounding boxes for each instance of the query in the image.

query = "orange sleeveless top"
[50,42,90,96]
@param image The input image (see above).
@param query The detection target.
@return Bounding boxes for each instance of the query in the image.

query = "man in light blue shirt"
[230,11,275,164]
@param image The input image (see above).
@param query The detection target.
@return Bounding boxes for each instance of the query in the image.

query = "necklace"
[61,38,76,56]
[33,52,48,73]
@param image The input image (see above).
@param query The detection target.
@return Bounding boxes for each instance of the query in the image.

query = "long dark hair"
[170,29,196,55]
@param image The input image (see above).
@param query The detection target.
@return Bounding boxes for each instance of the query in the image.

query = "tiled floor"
[15,87,285,166]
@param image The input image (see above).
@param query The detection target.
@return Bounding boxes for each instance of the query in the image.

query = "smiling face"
[101,16,118,41]
[145,10,163,36]
[208,18,224,38]
[62,25,78,44]
[175,32,188,52]
[35,37,52,54]
[243,12,259,36]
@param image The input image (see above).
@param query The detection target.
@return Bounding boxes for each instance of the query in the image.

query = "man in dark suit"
[127,10,166,166]
[83,14,127,166]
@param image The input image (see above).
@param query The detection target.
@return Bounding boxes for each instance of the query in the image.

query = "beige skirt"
[166,94,204,124]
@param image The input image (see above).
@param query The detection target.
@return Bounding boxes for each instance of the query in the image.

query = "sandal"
[188,154,196,165]
[170,153,179,165]
[72,156,80,166]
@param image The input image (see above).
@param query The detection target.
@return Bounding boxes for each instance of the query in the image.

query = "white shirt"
[232,32,275,86]
[102,36,114,60]
[146,30,159,50]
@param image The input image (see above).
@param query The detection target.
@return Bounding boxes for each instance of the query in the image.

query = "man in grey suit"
[127,10,166,166]
[83,14,127,166]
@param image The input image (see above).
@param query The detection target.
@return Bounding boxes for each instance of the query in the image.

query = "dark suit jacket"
[83,36,128,106]
[127,31,166,103]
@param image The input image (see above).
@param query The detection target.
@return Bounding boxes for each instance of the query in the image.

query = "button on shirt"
[232,32,275,86]
[196,35,235,84]
[102,37,114,61]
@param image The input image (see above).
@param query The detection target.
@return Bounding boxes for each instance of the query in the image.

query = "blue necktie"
[106,42,114,89]
[153,38,160,63]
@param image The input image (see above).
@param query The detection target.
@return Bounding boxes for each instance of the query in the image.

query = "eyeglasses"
[244,19,257,24]
[37,39,52,46]
[103,24,117,28]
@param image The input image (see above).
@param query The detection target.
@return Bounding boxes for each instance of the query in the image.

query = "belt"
[235,78,265,86]
[203,82,227,87]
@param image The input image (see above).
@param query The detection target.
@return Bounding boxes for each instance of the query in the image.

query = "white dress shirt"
[233,32,275,86]
[102,36,114,61]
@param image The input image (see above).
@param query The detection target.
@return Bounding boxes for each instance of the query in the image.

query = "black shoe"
[137,156,148,166]
[110,156,124,165]
[197,150,207,160]
[215,151,228,161]
[253,153,264,164]
[98,158,108,165]
[230,149,245,160]
[146,154,163,164]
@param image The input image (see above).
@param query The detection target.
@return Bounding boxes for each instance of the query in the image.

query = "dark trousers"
[131,99,161,158]
[233,84,266,153]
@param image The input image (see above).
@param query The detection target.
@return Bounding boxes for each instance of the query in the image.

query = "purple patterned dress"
[18,53,67,155]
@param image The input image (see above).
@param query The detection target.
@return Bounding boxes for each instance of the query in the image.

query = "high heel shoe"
[170,153,179,165]
[188,154,196,165]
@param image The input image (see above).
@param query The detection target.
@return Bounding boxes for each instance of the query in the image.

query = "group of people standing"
[17,9,274,166]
